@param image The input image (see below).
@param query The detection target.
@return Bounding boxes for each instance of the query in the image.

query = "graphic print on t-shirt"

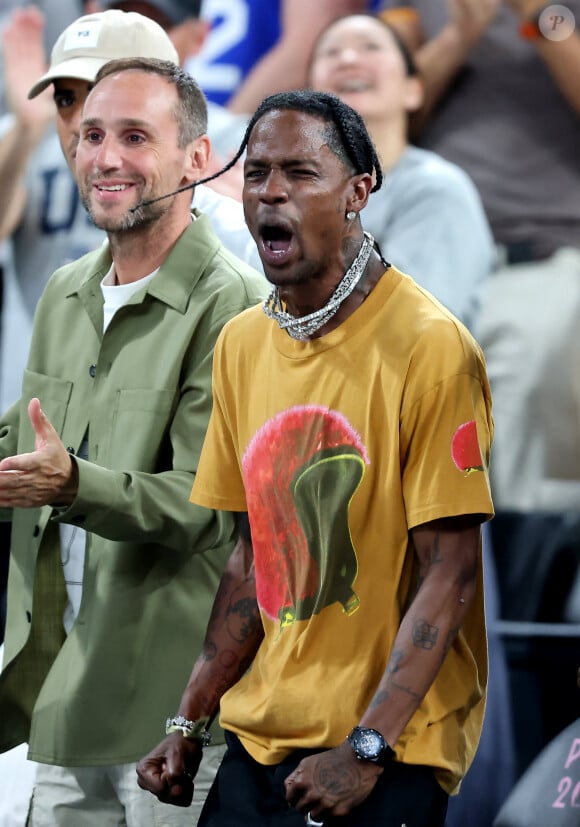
[242,405,370,632]
[451,419,484,476]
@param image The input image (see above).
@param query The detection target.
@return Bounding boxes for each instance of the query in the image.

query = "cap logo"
[63,20,103,52]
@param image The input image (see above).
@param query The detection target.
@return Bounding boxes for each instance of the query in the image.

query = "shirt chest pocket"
[19,370,73,449]
[106,388,178,471]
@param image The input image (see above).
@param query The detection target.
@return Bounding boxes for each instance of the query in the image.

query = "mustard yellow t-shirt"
[191,266,494,794]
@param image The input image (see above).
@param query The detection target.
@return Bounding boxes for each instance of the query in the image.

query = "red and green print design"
[242,405,369,631]
[451,420,484,475]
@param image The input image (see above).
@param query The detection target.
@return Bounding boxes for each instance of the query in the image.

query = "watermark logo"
[539,4,576,41]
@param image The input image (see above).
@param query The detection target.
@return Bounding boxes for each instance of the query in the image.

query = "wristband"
[519,6,547,40]
[519,19,542,39]
[165,715,212,746]
[379,7,420,26]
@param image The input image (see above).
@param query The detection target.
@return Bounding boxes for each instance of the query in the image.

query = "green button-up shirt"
[0,212,266,765]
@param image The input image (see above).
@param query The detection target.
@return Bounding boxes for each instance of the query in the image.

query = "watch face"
[350,727,385,760]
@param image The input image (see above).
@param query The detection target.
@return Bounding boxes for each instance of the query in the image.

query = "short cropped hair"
[94,57,208,147]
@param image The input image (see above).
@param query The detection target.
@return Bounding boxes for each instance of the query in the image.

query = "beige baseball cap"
[28,10,179,99]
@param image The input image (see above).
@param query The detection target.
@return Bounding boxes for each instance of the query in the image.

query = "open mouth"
[258,223,296,266]
[337,78,372,93]
[261,224,293,255]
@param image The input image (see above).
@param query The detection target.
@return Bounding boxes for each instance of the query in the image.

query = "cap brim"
[28,56,110,99]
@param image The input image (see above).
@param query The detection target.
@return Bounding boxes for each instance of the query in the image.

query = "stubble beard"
[79,187,170,233]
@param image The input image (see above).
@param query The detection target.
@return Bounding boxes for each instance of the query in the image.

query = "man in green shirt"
[0,57,264,826]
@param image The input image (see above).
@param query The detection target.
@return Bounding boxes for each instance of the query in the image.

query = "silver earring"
[346,211,356,220]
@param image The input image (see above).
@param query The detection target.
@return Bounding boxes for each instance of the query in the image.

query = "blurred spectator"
[380,0,580,513]
[0,6,102,412]
[0,1,84,116]
[308,12,493,328]
[0,4,259,413]
[186,0,382,113]
[100,0,251,157]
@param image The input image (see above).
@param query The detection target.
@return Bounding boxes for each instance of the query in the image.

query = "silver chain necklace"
[263,231,375,340]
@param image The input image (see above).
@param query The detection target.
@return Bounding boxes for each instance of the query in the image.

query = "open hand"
[2,7,54,132]
[503,0,549,21]
[0,398,77,508]
[447,0,501,48]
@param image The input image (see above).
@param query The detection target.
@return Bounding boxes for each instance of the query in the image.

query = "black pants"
[199,731,448,826]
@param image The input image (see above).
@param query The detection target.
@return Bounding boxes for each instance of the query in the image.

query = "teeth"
[265,239,285,255]
[339,80,369,92]
[98,184,128,191]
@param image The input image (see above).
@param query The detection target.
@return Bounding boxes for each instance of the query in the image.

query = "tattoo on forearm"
[386,649,404,674]
[226,589,261,643]
[412,619,439,650]
[207,570,237,624]
[202,640,217,661]
[415,532,444,594]
[369,688,390,709]
[388,678,422,701]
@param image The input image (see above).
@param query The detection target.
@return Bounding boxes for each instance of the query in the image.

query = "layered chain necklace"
[262,231,375,340]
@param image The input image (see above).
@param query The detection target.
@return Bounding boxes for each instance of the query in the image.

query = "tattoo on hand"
[314,752,359,800]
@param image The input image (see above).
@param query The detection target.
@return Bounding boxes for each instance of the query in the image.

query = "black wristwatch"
[347,726,395,767]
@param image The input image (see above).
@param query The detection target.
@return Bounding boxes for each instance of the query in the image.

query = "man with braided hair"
[137,89,494,827]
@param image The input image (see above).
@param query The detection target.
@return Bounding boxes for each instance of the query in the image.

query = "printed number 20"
[552,777,580,808]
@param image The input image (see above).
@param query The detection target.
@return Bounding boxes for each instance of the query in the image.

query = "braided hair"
[196,89,383,194]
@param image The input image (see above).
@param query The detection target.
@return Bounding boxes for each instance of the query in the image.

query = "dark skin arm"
[284,515,484,822]
[136,513,264,806]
